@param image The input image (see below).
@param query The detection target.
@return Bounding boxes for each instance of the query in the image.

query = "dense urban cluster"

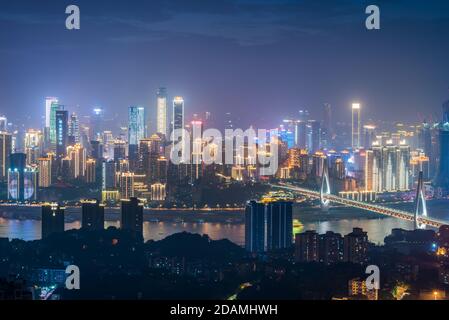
[0,93,448,207]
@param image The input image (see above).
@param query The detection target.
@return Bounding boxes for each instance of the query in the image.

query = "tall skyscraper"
[49,102,62,149]
[309,120,321,153]
[322,103,332,148]
[128,106,146,168]
[156,87,168,137]
[0,132,12,181]
[443,100,449,124]
[352,103,361,149]
[121,197,144,240]
[68,112,80,144]
[38,156,53,187]
[436,123,449,190]
[266,201,293,251]
[41,203,65,239]
[81,199,105,231]
[91,107,104,141]
[0,116,7,132]
[45,97,58,129]
[245,200,266,253]
[172,97,185,132]
[55,110,68,157]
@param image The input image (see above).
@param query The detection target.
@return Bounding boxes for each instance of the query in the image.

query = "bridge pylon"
[320,159,331,208]
[414,171,428,230]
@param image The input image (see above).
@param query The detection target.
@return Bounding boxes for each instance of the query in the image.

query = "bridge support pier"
[320,159,330,208]
[414,171,428,230]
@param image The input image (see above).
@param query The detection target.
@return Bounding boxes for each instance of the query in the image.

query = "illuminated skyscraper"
[66,144,86,179]
[91,107,104,141]
[24,129,43,165]
[128,106,146,167]
[156,87,168,137]
[7,153,37,201]
[49,101,62,149]
[38,156,53,187]
[45,97,58,129]
[172,97,184,132]
[0,116,7,132]
[85,158,96,183]
[0,132,12,181]
[352,103,361,149]
[55,110,68,157]
[68,112,80,144]
[322,103,332,148]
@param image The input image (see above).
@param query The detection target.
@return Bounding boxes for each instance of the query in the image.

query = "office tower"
[45,97,58,129]
[321,104,332,148]
[66,144,86,179]
[139,134,162,181]
[351,103,361,149]
[419,122,434,177]
[319,231,344,265]
[245,201,266,253]
[85,158,96,183]
[0,132,12,181]
[397,143,411,190]
[90,140,103,161]
[121,197,144,240]
[102,160,116,190]
[55,110,68,157]
[91,107,104,141]
[24,129,43,166]
[0,115,7,131]
[81,199,104,231]
[298,109,310,122]
[363,125,376,149]
[309,120,321,152]
[38,156,53,187]
[112,139,126,162]
[68,112,80,144]
[444,100,449,124]
[343,228,368,264]
[172,97,185,132]
[41,203,65,239]
[296,121,307,149]
[436,123,449,190]
[266,201,293,251]
[295,230,319,262]
[156,156,168,183]
[49,102,62,149]
[128,106,146,167]
[156,87,168,136]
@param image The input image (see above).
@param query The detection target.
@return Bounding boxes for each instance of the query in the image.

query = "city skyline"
[1,0,449,129]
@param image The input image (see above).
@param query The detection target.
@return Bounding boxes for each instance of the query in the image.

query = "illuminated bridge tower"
[414,171,428,230]
[320,159,331,208]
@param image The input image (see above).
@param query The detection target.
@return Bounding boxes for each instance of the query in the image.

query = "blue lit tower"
[128,106,146,168]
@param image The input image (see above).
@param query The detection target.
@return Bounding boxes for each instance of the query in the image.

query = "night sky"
[1,0,449,130]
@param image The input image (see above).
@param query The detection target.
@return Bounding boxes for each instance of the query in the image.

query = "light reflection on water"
[1,200,447,245]
[0,216,413,245]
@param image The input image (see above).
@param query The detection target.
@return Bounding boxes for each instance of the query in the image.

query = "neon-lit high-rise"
[156,88,168,137]
[352,103,361,149]
[45,97,58,128]
[172,97,184,132]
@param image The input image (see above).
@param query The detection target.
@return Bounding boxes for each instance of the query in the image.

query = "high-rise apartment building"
[245,200,266,253]
[41,203,65,239]
[156,87,168,137]
[352,103,361,149]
